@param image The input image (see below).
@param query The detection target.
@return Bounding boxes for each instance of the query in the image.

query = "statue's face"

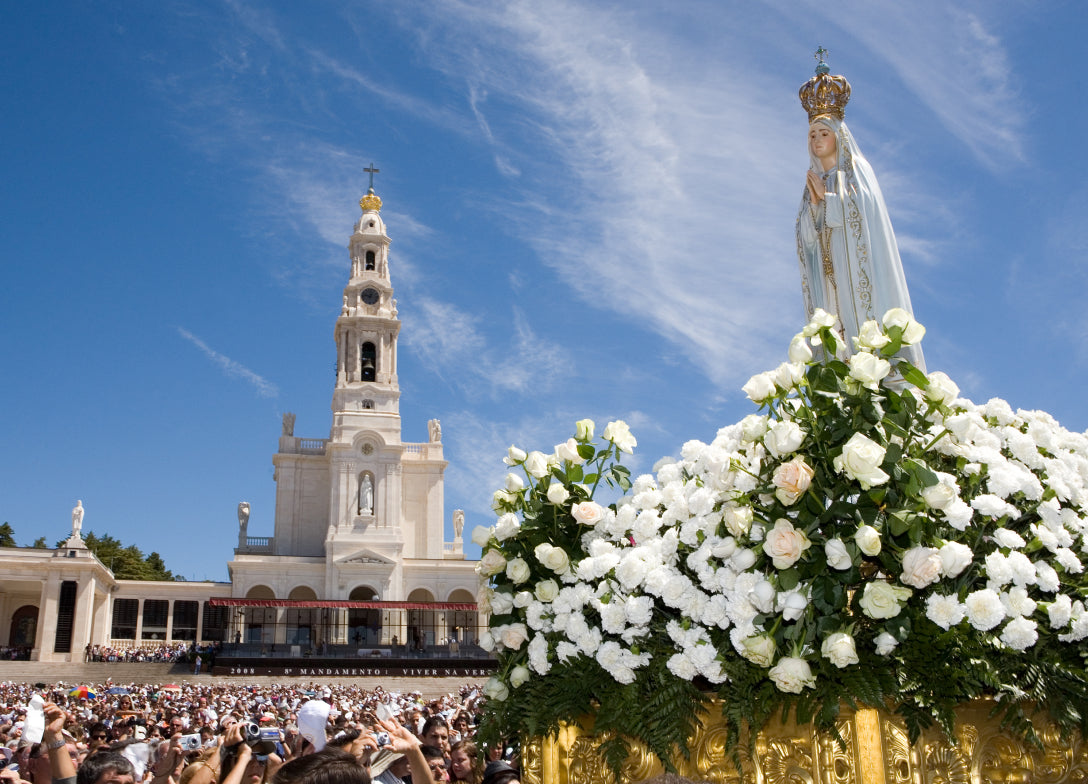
[809,123,836,160]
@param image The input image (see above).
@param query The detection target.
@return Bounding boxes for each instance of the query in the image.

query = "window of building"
[142,600,169,640]
[112,598,139,640]
[172,601,199,641]
[202,602,229,642]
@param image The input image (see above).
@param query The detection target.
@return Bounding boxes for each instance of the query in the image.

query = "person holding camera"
[41,702,135,784]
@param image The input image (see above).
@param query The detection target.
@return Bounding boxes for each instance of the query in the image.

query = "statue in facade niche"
[796,50,925,371]
[282,412,296,437]
[71,500,84,538]
[428,419,442,442]
[359,475,374,515]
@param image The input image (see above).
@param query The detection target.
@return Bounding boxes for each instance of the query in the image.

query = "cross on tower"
[364,163,380,190]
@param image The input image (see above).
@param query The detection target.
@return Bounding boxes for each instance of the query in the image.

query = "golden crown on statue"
[799,46,851,122]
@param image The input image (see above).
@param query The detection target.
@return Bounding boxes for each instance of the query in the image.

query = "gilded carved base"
[520,701,1088,784]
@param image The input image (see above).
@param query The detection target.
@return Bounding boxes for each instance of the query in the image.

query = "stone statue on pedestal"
[238,502,250,535]
[71,500,84,539]
[428,419,442,443]
[359,475,374,515]
[453,509,465,539]
[282,412,296,437]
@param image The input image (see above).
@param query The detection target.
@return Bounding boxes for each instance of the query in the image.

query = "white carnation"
[925,594,966,630]
[999,617,1038,650]
[964,589,1006,631]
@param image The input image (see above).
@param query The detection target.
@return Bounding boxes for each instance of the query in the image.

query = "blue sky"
[3,1,1086,582]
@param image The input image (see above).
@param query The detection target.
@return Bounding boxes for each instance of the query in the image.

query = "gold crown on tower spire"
[799,47,851,122]
[359,186,382,213]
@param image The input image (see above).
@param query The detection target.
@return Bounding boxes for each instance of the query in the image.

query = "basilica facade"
[0,187,481,662]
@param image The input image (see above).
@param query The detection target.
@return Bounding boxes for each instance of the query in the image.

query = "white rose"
[939,541,973,578]
[764,421,805,458]
[534,543,571,575]
[477,549,506,577]
[873,632,899,656]
[483,676,509,702]
[853,320,891,351]
[859,582,911,619]
[571,501,605,526]
[768,656,816,693]
[499,623,529,650]
[854,524,882,557]
[772,361,805,391]
[804,308,837,334]
[494,513,521,542]
[824,539,852,570]
[921,481,958,511]
[491,489,518,512]
[504,445,527,465]
[722,505,753,537]
[602,420,637,453]
[740,634,776,666]
[900,546,942,589]
[742,372,776,403]
[546,482,570,505]
[777,589,809,621]
[471,525,493,547]
[504,473,525,493]
[554,438,585,464]
[509,665,531,688]
[763,519,811,569]
[821,632,859,668]
[478,630,495,652]
[848,351,892,390]
[476,586,494,614]
[523,451,550,479]
[739,415,769,442]
[489,590,515,615]
[834,433,889,489]
[534,579,559,603]
[513,591,533,608]
[506,557,531,584]
[882,308,926,344]
[925,371,960,405]
[772,456,815,506]
[575,419,595,441]
[788,334,813,364]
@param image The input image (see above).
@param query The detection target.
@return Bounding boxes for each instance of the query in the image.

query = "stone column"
[165,599,175,642]
[34,575,61,662]
[70,577,96,661]
[134,599,144,643]
[195,602,205,644]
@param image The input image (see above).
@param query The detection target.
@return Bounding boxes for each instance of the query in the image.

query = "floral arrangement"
[474,308,1088,771]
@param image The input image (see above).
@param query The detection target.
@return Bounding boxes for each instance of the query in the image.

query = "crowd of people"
[83,646,197,665]
[0,680,519,784]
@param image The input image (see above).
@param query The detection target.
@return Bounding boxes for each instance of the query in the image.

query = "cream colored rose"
[504,445,527,465]
[803,308,836,335]
[853,320,891,351]
[722,505,752,537]
[483,676,509,701]
[534,579,559,603]
[924,371,960,405]
[900,546,942,588]
[854,524,881,556]
[740,634,776,666]
[603,420,637,453]
[476,586,494,614]
[477,548,506,577]
[882,308,925,344]
[821,632,859,668]
[571,501,605,526]
[873,632,898,656]
[859,581,911,619]
[764,421,805,458]
[824,538,852,570]
[772,361,805,391]
[554,438,585,464]
[848,351,892,390]
[509,665,531,688]
[921,480,958,511]
[523,450,550,479]
[505,557,531,584]
[494,513,520,542]
[763,518,811,569]
[788,334,813,364]
[768,656,815,693]
[534,543,571,574]
[742,372,776,403]
[489,590,514,615]
[740,414,769,442]
[772,456,815,506]
[939,541,973,578]
[471,525,493,547]
[546,482,570,504]
[575,419,595,440]
[499,622,529,650]
[833,433,889,489]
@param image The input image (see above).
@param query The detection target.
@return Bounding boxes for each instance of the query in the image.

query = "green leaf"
[897,361,928,389]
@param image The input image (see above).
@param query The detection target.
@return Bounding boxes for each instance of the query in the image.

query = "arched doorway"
[348,586,380,648]
[9,605,38,648]
[447,589,478,646]
[286,586,317,648]
[407,588,436,651]
[242,586,275,645]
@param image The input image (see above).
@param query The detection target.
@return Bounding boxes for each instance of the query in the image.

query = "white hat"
[297,700,330,752]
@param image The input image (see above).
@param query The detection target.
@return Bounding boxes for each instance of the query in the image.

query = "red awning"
[209,598,478,611]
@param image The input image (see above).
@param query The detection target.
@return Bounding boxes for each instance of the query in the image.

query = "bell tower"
[330,174,402,442]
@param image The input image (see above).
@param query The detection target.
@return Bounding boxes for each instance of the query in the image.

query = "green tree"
[80,531,180,580]
[0,523,15,548]
[30,536,48,548]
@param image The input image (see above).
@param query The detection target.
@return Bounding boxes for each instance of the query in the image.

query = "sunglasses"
[92,734,108,740]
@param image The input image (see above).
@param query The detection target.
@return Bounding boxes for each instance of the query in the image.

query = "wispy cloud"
[177,328,279,398]
[402,298,569,396]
